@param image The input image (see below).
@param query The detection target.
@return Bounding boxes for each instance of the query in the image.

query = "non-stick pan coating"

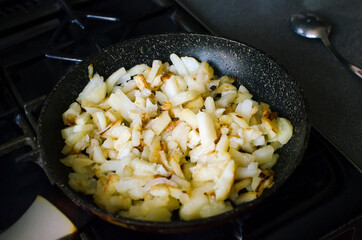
[38,33,310,232]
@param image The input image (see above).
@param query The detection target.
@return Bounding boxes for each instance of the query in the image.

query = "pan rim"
[37,32,311,232]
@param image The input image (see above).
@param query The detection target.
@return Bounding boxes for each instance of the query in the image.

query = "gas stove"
[0,0,361,239]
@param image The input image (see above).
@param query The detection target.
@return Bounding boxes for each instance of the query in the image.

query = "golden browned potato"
[60,54,293,221]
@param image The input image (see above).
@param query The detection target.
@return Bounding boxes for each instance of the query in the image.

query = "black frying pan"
[37,33,310,233]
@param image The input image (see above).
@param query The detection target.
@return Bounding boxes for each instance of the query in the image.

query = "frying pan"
[37,33,310,233]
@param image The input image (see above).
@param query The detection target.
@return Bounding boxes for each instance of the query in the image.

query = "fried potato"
[60,54,293,221]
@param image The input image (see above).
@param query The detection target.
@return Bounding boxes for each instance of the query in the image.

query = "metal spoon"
[291,12,362,79]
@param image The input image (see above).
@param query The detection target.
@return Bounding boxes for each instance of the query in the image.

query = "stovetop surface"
[175,0,362,172]
[0,0,361,239]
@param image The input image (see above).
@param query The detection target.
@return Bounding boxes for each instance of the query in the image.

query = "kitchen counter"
[177,0,362,171]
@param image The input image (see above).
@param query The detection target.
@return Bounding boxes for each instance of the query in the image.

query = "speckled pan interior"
[38,33,310,233]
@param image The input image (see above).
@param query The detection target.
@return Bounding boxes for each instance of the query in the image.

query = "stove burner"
[44,0,122,63]
[44,0,176,63]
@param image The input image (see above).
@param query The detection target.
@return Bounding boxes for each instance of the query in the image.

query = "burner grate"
[44,0,177,63]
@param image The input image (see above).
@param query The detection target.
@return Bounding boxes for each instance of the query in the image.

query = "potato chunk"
[77,74,106,104]
[60,53,293,222]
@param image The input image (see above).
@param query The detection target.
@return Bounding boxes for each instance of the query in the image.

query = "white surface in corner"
[0,195,77,240]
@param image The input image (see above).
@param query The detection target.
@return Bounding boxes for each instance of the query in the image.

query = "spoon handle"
[320,33,362,79]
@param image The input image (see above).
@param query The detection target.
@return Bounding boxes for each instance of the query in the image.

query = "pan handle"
[16,149,58,185]
[0,196,77,240]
